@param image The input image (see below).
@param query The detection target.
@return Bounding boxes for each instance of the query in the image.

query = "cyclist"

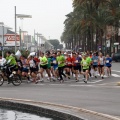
[6,51,17,78]
[105,54,112,76]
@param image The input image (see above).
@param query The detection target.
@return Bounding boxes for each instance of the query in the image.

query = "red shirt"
[66,57,72,66]
[71,57,76,66]
[34,57,40,63]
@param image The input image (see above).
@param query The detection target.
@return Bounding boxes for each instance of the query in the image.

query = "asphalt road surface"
[0,62,120,118]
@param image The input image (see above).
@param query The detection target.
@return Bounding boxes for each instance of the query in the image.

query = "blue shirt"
[76,57,82,66]
[105,57,112,67]
[52,57,58,68]
[92,56,98,65]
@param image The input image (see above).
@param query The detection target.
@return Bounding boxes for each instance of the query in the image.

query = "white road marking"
[70,84,120,88]
[34,84,45,85]
[70,85,94,87]
[78,80,103,84]
[50,84,65,85]
[112,70,120,73]
[111,74,120,77]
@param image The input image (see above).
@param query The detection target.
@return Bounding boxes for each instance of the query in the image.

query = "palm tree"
[62,0,120,53]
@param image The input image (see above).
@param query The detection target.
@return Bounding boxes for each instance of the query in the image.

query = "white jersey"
[0,58,6,66]
[99,56,105,65]
[29,60,36,68]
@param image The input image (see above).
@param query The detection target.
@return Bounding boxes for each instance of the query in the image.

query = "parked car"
[112,52,120,62]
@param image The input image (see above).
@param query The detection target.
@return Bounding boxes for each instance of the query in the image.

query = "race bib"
[94,60,97,62]
[58,61,61,65]
[53,60,56,64]
[83,62,87,65]
[75,60,78,63]
[68,62,71,64]
[106,60,109,63]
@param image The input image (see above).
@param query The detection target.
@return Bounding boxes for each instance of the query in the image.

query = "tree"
[48,39,60,49]
[62,0,120,53]
[57,44,63,49]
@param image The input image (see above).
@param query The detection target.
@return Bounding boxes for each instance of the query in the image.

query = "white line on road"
[70,85,94,87]
[112,74,120,77]
[112,70,120,73]
[49,84,65,86]
[78,80,103,84]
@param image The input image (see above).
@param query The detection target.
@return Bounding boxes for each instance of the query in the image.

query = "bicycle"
[0,65,22,86]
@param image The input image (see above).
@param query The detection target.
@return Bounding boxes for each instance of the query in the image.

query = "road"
[0,62,120,118]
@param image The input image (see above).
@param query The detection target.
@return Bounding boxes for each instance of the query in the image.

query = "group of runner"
[0,50,112,84]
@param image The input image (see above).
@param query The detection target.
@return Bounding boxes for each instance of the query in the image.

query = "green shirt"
[47,57,52,68]
[40,56,48,66]
[6,55,17,65]
[81,58,90,69]
[57,55,65,67]
[86,57,92,63]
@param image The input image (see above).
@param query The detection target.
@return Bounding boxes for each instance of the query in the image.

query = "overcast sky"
[0,0,73,41]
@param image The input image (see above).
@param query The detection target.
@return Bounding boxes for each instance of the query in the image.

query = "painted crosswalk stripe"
[112,70,120,73]
[111,74,120,77]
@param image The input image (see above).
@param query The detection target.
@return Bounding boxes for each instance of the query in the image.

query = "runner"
[21,55,30,82]
[105,54,112,76]
[91,52,98,78]
[76,52,82,77]
[39,52,48,82]
[81,54,91,83]
[98,53,105,79]
[51,52,58,80]
[65,53,72,79]
[86,54,92,78]
[46,52,52,81]
[28,56,38,84]
[71,52,79,82]
[57,51,66,83]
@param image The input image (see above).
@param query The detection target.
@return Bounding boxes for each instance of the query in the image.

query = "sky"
[0,0,73,41]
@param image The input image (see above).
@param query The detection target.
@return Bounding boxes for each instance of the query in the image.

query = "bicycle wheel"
[0,75,4,86]
[12,74,22,86]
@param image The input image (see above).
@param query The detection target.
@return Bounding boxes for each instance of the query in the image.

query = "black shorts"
[93,65,98,69]
[99,65,104,68]
[106,66,111,68]
[30,67,37,73]
[65,65,72,69]
[83,69,89,72]
[40,65,47,70]
[73,66,81,71]
[22,68,29,73]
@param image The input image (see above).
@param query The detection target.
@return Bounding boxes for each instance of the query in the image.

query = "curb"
[0,97,119,120]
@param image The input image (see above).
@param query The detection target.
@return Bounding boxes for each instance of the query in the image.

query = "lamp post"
[38,35,44,53]
[20,30,28,49]
[14,6,32,53]
[35,32,42,56]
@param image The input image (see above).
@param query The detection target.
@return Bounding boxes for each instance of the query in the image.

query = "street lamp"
[38,35,44,52]
[15,6,32,53]
[35,32,42,56]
